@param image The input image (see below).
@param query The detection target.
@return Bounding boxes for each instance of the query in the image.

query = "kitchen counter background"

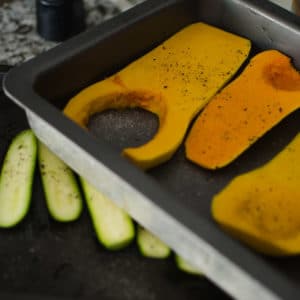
[0,0,296,65]
[0,0,143,65]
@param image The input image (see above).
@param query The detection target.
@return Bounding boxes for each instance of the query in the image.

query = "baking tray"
[4,0,300,299]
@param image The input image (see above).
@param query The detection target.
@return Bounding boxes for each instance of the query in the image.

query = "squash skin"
[64,23,250,170]
[186,50,300,170]
[212,133,300,256]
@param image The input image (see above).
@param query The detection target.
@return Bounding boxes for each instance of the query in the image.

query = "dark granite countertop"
[0,0,143,65]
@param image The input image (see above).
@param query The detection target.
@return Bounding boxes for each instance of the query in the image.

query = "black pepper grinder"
[36,0,86,42]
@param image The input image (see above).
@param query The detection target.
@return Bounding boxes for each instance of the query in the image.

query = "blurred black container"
[36,0,86,42]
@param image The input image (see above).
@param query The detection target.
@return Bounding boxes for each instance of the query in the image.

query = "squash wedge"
[212,133,300,256]
[64,22,250,170]
[186,50,300,169]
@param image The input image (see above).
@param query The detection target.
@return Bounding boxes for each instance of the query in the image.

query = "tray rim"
[3,0,300,299]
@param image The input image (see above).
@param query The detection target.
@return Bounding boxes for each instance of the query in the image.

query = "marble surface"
[0,0,143,65]
[0,0,296,66]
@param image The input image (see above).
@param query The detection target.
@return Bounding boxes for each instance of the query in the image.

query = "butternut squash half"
[212,133,300,256]
[64,23,250,169]
[186,50,300,169]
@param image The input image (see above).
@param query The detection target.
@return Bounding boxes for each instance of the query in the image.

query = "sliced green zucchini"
[137,226,171,258]
[38,142,83,222]
[80,178,135,250]
[0,130,37,227]
[175,254,203,275]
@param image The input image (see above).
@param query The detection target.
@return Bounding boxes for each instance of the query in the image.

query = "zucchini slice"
[137,226,171,258]
[0,130,37,227]
[175,255,203,275]
[38,142,83,222]
[80,178,135,250]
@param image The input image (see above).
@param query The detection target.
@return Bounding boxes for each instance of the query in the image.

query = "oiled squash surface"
[64,23,250,169]
[186,50,300,169]
[212,133,300,256]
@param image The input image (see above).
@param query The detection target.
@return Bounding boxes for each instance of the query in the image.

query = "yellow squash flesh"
[186,50,300,169]
[64,22,250,169]
[212,133,300,256]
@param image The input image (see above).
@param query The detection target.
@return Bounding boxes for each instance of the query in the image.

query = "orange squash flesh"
[212,133,300,256]
[64,23,250,170]
[185,50,300,170]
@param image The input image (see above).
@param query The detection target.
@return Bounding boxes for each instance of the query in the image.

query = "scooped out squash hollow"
[64,22,251,170]
[185,50,300,170]
[212,133,300,256]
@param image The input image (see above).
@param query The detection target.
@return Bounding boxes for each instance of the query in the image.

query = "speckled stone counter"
[0,0,143,65]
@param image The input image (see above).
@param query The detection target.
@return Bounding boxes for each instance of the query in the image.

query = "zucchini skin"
[80,178,135,250]
[0,130,37,228]
[38,142,83,222]
[137,226,171,259]
[175,255,203,275]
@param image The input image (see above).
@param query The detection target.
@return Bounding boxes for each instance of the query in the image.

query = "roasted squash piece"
[186,50,300,169]
[212,133,300,256]
[64,23,250,169]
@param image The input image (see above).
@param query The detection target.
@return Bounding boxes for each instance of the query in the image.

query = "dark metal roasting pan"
[4,1,300,299]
